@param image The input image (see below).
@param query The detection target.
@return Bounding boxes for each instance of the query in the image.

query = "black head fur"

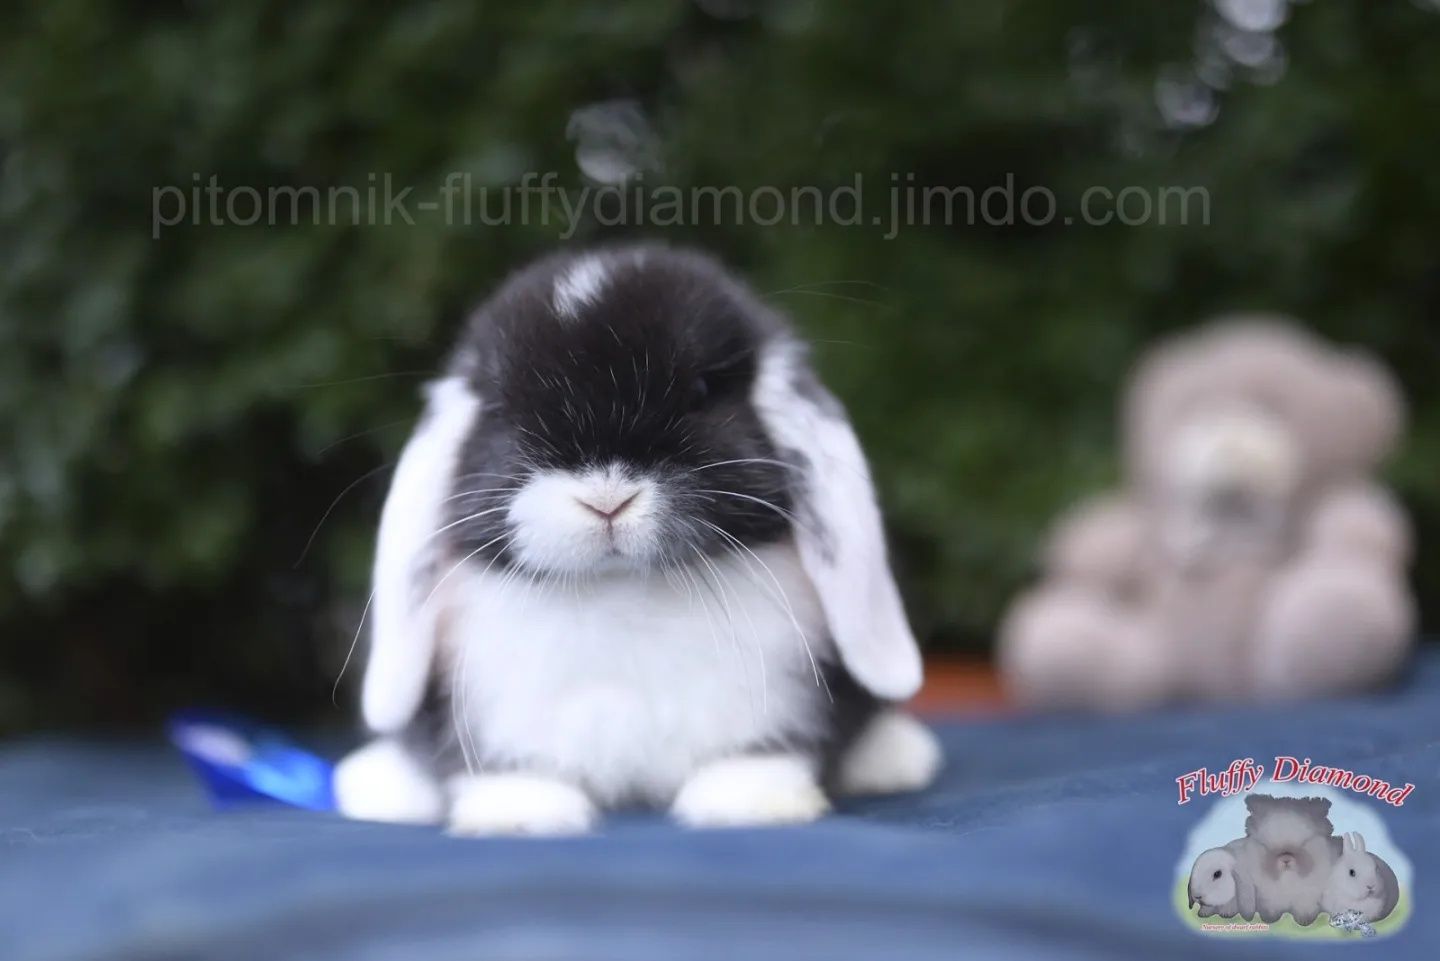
[444,245,799,571]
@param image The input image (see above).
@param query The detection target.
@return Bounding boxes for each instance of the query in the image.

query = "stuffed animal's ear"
[1321,349,1405,476]
[751,340,922,701]
[361,377,481,733]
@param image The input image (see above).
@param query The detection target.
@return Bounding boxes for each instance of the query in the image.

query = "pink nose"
[576,491,639,521]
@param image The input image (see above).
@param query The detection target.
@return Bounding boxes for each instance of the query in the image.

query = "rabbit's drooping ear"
[1233,864,1257,920]
[752,340,922,701]
[361,377,482,733]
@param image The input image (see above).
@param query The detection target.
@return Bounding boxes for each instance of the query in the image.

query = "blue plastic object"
[167,711,337,812]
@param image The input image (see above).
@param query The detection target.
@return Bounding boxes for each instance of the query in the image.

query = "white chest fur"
[439,540,835,806]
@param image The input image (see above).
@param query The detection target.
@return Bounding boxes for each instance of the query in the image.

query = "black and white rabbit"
[334,245,941,834]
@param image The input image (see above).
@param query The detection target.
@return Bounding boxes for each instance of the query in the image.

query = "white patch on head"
[442,540,834,808]
[833,709,941,796]
[334,738,446,825]
[552,256,611,321]
[363,376,482,734]
[447,772,596,836]
[752,341,922,701]
[506,464,662,574]
[671,754,829,828]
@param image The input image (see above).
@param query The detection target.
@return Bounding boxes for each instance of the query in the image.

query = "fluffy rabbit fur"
[1239,795,1337,925]
[1321,832,1400,922]
[334,246,940,834]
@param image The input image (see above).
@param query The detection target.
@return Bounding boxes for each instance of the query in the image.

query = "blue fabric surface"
[3,657,1436,961]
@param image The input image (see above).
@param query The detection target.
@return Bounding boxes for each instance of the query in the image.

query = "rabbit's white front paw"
[334,738,445,825]
[671,755,829,828]
[447,773,596,836]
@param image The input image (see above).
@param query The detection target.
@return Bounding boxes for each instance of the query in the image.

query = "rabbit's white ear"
[1353,833,1366,854]
[1234,868,1256,919]
[361,377,481,733]
[752,340,922,700]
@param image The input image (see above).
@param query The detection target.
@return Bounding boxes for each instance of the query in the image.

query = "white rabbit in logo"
[1188,846,1256,918]
[1321,832,1399,922]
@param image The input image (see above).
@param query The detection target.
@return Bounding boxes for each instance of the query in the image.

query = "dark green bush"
[2,0,1437,731]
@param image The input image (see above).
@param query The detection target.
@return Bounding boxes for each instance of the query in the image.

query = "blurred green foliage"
[1,0,1437,731]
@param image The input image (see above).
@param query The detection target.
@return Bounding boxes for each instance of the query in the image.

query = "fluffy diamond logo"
[1174,759,1414,939]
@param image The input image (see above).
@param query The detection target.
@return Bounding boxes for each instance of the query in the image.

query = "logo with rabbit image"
[1175,787,1413,939]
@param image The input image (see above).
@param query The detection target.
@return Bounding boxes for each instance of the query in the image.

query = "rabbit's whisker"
[315,419,412,457]
[425,505,511,542]
[294,461,395,567]
[688,458,803,474]
[331,590,374,706]
[689,544,763,721]
[698,519,827,700]
[693,488,820,540]
[452,532,517,775]
[440,486,522,504]
[420,532,511,614]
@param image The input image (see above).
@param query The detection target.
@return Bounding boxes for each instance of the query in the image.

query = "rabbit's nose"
[576,490,640,521]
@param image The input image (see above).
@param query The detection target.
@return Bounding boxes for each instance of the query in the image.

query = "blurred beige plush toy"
[999,319,1415,710]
